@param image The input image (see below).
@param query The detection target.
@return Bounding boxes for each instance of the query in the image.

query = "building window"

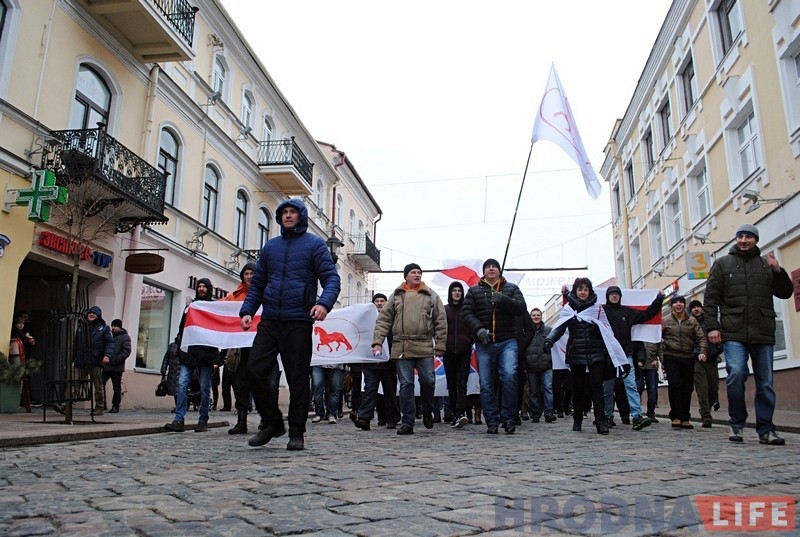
[315,177,325,213]
[336,194,343,228]
[665,194,683,246]
[0,1,7,43]
[241,91,253,130]
[69,64,111,130]
[347,274,353,306]
[356,281,363,304]
[648,214,664,262]
[258,207,270,247]
[688,164,711,223]
[736,111,761,179]
[630,238,643,282]
[202,166,219,230]
[612,184,622,220]
[212,56,226,96]
[680,58,697,114]
[717,0,742,56]
[658,98,672,148]
[234,190,248,248]
[774,297,787,353]
[349,209,356,237]
[157,128,179,205]
[263,116,273,143]
[643,129,655,172]
[624,162,635,202]
[616,251,627,286]
[136,282,174,370]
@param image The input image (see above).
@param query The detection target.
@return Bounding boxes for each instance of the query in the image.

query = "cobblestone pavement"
[1,414,798,536]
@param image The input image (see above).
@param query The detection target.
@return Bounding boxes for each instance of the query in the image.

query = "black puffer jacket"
[461,277,527,343]
[526,322,552,371]
[704,244,793,345]
[603,289,663,356]
[445,282,473,355]
[545,290,607,367]
[177,278,220,367]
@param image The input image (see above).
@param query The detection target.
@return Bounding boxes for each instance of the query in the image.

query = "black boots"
[228,410,248,435]
[573,418,582,431]
[596,419,610,435]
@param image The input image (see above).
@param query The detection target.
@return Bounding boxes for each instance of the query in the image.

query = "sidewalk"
[1,403,799,448]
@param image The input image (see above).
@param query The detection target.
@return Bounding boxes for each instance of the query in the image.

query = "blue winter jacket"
[240,199,341,321]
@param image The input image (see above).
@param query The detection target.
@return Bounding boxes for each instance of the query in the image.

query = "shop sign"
[38,230,112,268]
[125,252,164,274]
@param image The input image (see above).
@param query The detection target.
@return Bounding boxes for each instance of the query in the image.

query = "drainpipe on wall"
[141,65,160,154]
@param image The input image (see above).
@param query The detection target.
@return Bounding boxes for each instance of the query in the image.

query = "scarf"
[550,300,628,370]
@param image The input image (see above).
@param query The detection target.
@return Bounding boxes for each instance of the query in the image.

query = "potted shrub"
[0,352,42,412]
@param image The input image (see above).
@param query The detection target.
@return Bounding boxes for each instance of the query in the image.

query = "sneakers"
[194,423,208,433]
[248,423,286,446]
[759,431,785,445]
[631,415,652,431]
[702,419,712,428]
[680,421,694,429]
[311,415,322,423]
[545,414,557,423]
[328,416,337,424]
[671,419,682,429]
[647,414,659,423]
[397,425,414,435]
[729,426,743,443]
[287,436,305,451]
[713,401,721,411]
[354,418,371,431]
[164,420,184,432]
[108,406,119,414]
[451,416,468,429]
[422,413,434,429]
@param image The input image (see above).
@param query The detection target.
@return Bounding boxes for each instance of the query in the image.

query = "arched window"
[234,190,248,248]
[263,116,273,143]
[358,220,364,237]
[241,91,254,129]
[202,165,219,230]
[69,64,111,129]
[349,209,356,237]
[258,207,271,247]
[335,194,343,228]
[157,128,179,205]
[212,56,226,95]
[347,274,353,306]
[356,281,363,304]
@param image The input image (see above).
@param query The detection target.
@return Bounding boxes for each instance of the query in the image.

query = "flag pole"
[500,142,534,273]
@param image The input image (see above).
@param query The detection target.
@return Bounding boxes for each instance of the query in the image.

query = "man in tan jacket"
[372,263,446,435]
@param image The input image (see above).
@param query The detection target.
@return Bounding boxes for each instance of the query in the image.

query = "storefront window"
[137,282,173,370]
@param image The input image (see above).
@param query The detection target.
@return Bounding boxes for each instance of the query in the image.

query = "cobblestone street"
[1,412,798,536]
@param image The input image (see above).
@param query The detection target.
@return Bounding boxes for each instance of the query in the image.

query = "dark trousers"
[637,368,659,416]
[553,368,572,413]
[221,366,233,409]
[102,371,122,409]
[663,358,694,421]
[443,352,471,418]
[211,367,220,409]
[517,357,527,415]
[232,348,253,412]
[249,320,312,436]
[570,363,605,425]
[349,364,363,412]
[358,366,400,424]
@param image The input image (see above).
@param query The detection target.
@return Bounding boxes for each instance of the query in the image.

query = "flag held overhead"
[531,64,602,200]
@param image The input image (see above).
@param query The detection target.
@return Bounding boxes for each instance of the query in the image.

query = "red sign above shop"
[38,231,113,268]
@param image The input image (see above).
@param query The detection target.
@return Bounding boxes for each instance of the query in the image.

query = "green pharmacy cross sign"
[15,170,69,222]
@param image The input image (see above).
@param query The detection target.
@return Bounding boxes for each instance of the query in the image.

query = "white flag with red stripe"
[431,258,525,289]
[180,301,387,366]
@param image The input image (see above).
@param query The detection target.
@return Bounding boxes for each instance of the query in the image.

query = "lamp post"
[326,233,344,264]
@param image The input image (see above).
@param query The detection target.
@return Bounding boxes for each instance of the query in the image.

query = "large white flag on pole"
[531,64,602,199]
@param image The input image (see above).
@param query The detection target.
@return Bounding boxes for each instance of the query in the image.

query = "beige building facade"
[601,0,800,407]
[0,0,380,411]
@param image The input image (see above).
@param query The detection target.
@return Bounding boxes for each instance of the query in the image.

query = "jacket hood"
[605,286,622,307]
[275,198,309,237]
[195,278,214,301]
[88,306,102,318]
[239,262,256,283]
[448,281,464,306]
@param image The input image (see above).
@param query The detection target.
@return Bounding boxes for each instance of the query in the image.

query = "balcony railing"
[349,234,381,271]
[152,0,198,47]
[41,128,168,231]
[256,137,314,191]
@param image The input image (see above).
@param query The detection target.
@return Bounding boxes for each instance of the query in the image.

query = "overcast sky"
[220,0,673,306]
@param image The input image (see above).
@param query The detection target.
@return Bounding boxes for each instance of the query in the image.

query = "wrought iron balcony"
[349,234,381,272]
[256,137,314,195]
[75,0,198,62]
[41,128,168,232]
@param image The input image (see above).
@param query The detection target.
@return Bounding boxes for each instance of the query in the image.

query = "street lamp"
[326,234,344,264]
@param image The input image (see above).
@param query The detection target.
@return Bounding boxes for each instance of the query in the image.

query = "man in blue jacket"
[241,199,341,451]
[74,306,114,416]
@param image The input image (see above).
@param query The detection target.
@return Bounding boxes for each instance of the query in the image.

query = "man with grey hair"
[704,224,793,445]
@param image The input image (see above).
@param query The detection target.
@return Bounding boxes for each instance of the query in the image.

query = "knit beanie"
[239,262,256,283]
[482,258,501,273]
[672,295,686,304]
[735,224,759,241]
[403,263,422,278]
[606,286,622,300]
[372,293,387,303]
[688,300,703,310]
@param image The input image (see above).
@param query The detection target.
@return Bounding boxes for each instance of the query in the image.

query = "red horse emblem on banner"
[314,326,353,352]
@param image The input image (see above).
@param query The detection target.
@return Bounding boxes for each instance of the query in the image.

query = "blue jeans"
[476,339,518,427]
[603,355,643,418]
[311,366,344,419]
[175,364,212,424]
[724,341,777,435]
[396,357,434,428]
[637,369,659,417]
[527,369,553,419]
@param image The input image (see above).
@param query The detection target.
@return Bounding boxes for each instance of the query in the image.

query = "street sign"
[686,251,711,280]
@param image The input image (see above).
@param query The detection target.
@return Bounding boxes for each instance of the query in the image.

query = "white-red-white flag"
[431,258,526,290]
[531,64,602,199]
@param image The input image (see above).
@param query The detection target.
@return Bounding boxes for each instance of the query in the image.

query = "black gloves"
[490,292,504,306]
[542,339,553,354]
[618,363,631,379]
[476,328,491,345]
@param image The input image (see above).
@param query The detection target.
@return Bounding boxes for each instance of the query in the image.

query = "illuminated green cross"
[15,170,69,222]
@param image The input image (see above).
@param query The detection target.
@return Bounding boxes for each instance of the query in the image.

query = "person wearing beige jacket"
[372,263,447,436]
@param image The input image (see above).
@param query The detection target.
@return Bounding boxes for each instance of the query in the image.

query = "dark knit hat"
[372,293,387,303]
[403,263,422,278]
[735,224,759,241]
[606,286,622,299]
[239,262,256,283]
[482,258,501,273]
[672,295,686,304]
[688,300,703,310]
[111,318,123,328]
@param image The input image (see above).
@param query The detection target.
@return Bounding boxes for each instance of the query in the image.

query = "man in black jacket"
[461,259,527,434]
[74,306,114,416]
[104,319,131,414]
[602,286,663,431]
[704,224,794,445]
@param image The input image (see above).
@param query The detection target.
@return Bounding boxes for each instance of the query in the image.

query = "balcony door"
[68,65,110,130]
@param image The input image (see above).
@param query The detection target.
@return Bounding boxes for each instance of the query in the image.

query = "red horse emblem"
[314,326,353,352]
